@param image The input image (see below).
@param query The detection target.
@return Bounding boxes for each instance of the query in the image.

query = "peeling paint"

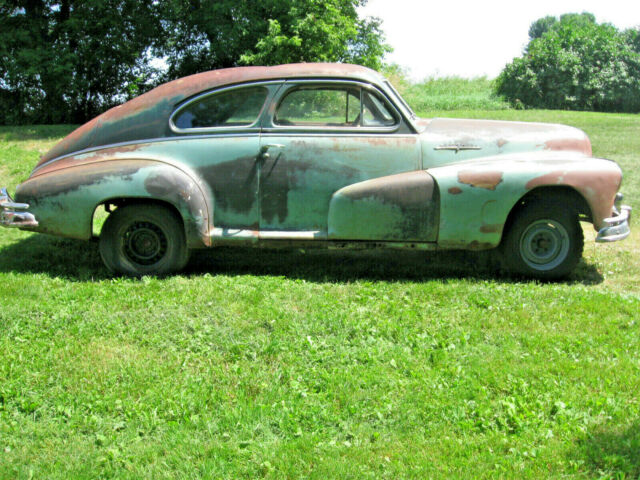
[448,187,463,195]
[457,170,503,190]
[525,169,621,227]
[543,138,592,156]
[480,223,503,234]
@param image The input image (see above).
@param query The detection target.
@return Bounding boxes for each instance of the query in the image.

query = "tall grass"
[384,68,510,112]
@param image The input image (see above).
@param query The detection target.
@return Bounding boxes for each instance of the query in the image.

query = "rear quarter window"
[172,86,268,130]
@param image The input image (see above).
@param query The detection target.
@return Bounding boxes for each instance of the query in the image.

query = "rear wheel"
[99,204,189,276]
[502,202,583,279]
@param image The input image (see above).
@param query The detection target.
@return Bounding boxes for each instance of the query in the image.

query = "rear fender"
[15,160,211,248]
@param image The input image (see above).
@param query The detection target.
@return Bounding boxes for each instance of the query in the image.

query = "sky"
[358,0,640,80]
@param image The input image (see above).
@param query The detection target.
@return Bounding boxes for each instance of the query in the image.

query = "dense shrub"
[496,15,640,113]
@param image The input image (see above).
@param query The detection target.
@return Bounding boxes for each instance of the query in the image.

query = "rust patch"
[17,162,145,201]
[542,138,592,156]
[525,169,622,227]
[37,118,99,166]
[496,138,508,148]
[448,187,463,195]
[467,241,494,251]
[32,143,149,178]
[480,223,503,234]
[457,170,503,190]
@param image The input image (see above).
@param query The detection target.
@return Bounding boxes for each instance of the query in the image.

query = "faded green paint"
[259,135,421,233]
[428,152,623,249]
[328,171,438,242]
[4,64,628,256]
[16,159,210,248]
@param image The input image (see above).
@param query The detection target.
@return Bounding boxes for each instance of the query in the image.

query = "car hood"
[419,117,592,167]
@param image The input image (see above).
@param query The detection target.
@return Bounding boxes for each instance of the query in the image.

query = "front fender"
[15,159,211,248]
[428,152,622,250]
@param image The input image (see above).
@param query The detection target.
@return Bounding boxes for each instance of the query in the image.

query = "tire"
[502,202,583,279]
[99,204,189,276]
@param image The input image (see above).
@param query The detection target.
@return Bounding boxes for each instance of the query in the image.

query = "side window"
[362,91,397,127]
[275,87,361,126]
[173,86,268,129]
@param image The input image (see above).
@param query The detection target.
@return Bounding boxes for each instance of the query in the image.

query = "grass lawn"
[1,109,639,479]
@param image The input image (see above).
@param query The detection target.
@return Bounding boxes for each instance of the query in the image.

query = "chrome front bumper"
[596,193,632,243]
[0,187,39,228]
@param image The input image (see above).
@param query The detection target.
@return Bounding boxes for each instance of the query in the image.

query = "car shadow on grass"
[572,422,640,478]
[0,233,604,284]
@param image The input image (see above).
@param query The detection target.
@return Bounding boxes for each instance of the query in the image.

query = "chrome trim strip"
[596,205,632,242]
[210,227,326,241]
[434,145,482,153]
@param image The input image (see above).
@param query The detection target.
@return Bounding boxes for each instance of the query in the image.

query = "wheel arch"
[16,159,211,248]
[93,197,186,240]
[501,186,591,244]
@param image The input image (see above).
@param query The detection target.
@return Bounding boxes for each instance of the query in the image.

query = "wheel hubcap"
[123,221,168,266]
[520,219,570,271]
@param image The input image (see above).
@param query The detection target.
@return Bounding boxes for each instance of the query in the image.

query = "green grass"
[396,76,510,111]
[1,109,640,478]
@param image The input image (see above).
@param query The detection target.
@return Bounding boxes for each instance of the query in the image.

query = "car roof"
[38,63,387,166]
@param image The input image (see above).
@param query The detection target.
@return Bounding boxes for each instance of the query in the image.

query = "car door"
[169,83,276,234]
[259,80,422,238]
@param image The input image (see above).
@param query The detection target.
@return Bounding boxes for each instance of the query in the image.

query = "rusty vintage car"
[0,63,632,277]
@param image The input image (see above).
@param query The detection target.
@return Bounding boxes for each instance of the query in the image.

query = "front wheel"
[99,204,189,276]
[502,203,583,279]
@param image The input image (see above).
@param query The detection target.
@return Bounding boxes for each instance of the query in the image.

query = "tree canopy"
[0,0,163,124]
[0,0,389,125]
[497,13,640,113]
[158,0,389,81]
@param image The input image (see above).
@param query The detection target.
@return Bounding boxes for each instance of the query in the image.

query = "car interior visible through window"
[173,86,268,129]
[274,86,397,127]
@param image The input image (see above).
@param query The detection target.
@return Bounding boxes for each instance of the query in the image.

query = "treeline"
[2,5,639,126]
[497,13,640,113]
[0,0,389,125]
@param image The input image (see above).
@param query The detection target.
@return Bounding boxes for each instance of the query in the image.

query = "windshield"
[384,80,416,120]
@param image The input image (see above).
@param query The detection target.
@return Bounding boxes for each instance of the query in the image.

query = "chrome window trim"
[265,79,404,134]
[169,81,279,134]
[384,80,416,119]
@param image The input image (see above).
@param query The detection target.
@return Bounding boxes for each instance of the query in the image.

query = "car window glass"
[174,86,268,129]
[362,91,397,127]
[275,87,361,126]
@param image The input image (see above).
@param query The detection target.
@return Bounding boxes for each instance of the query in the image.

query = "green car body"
[0,63,631,277]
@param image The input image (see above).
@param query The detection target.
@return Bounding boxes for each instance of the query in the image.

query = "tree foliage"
[158,0,390,82]
[0,0,162,125]
[497,13,640,113]
[0,0,390,125]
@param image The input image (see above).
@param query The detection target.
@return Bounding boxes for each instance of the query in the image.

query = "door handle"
[260,144,285,160]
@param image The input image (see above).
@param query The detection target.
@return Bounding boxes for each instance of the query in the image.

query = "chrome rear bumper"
[0,187,39,228]
[596,193,631,242]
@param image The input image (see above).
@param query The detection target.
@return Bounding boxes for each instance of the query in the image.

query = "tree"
[496,13,640,113]
[0,0,163,125]
[158,0,390,82]
[0,0,389,125]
